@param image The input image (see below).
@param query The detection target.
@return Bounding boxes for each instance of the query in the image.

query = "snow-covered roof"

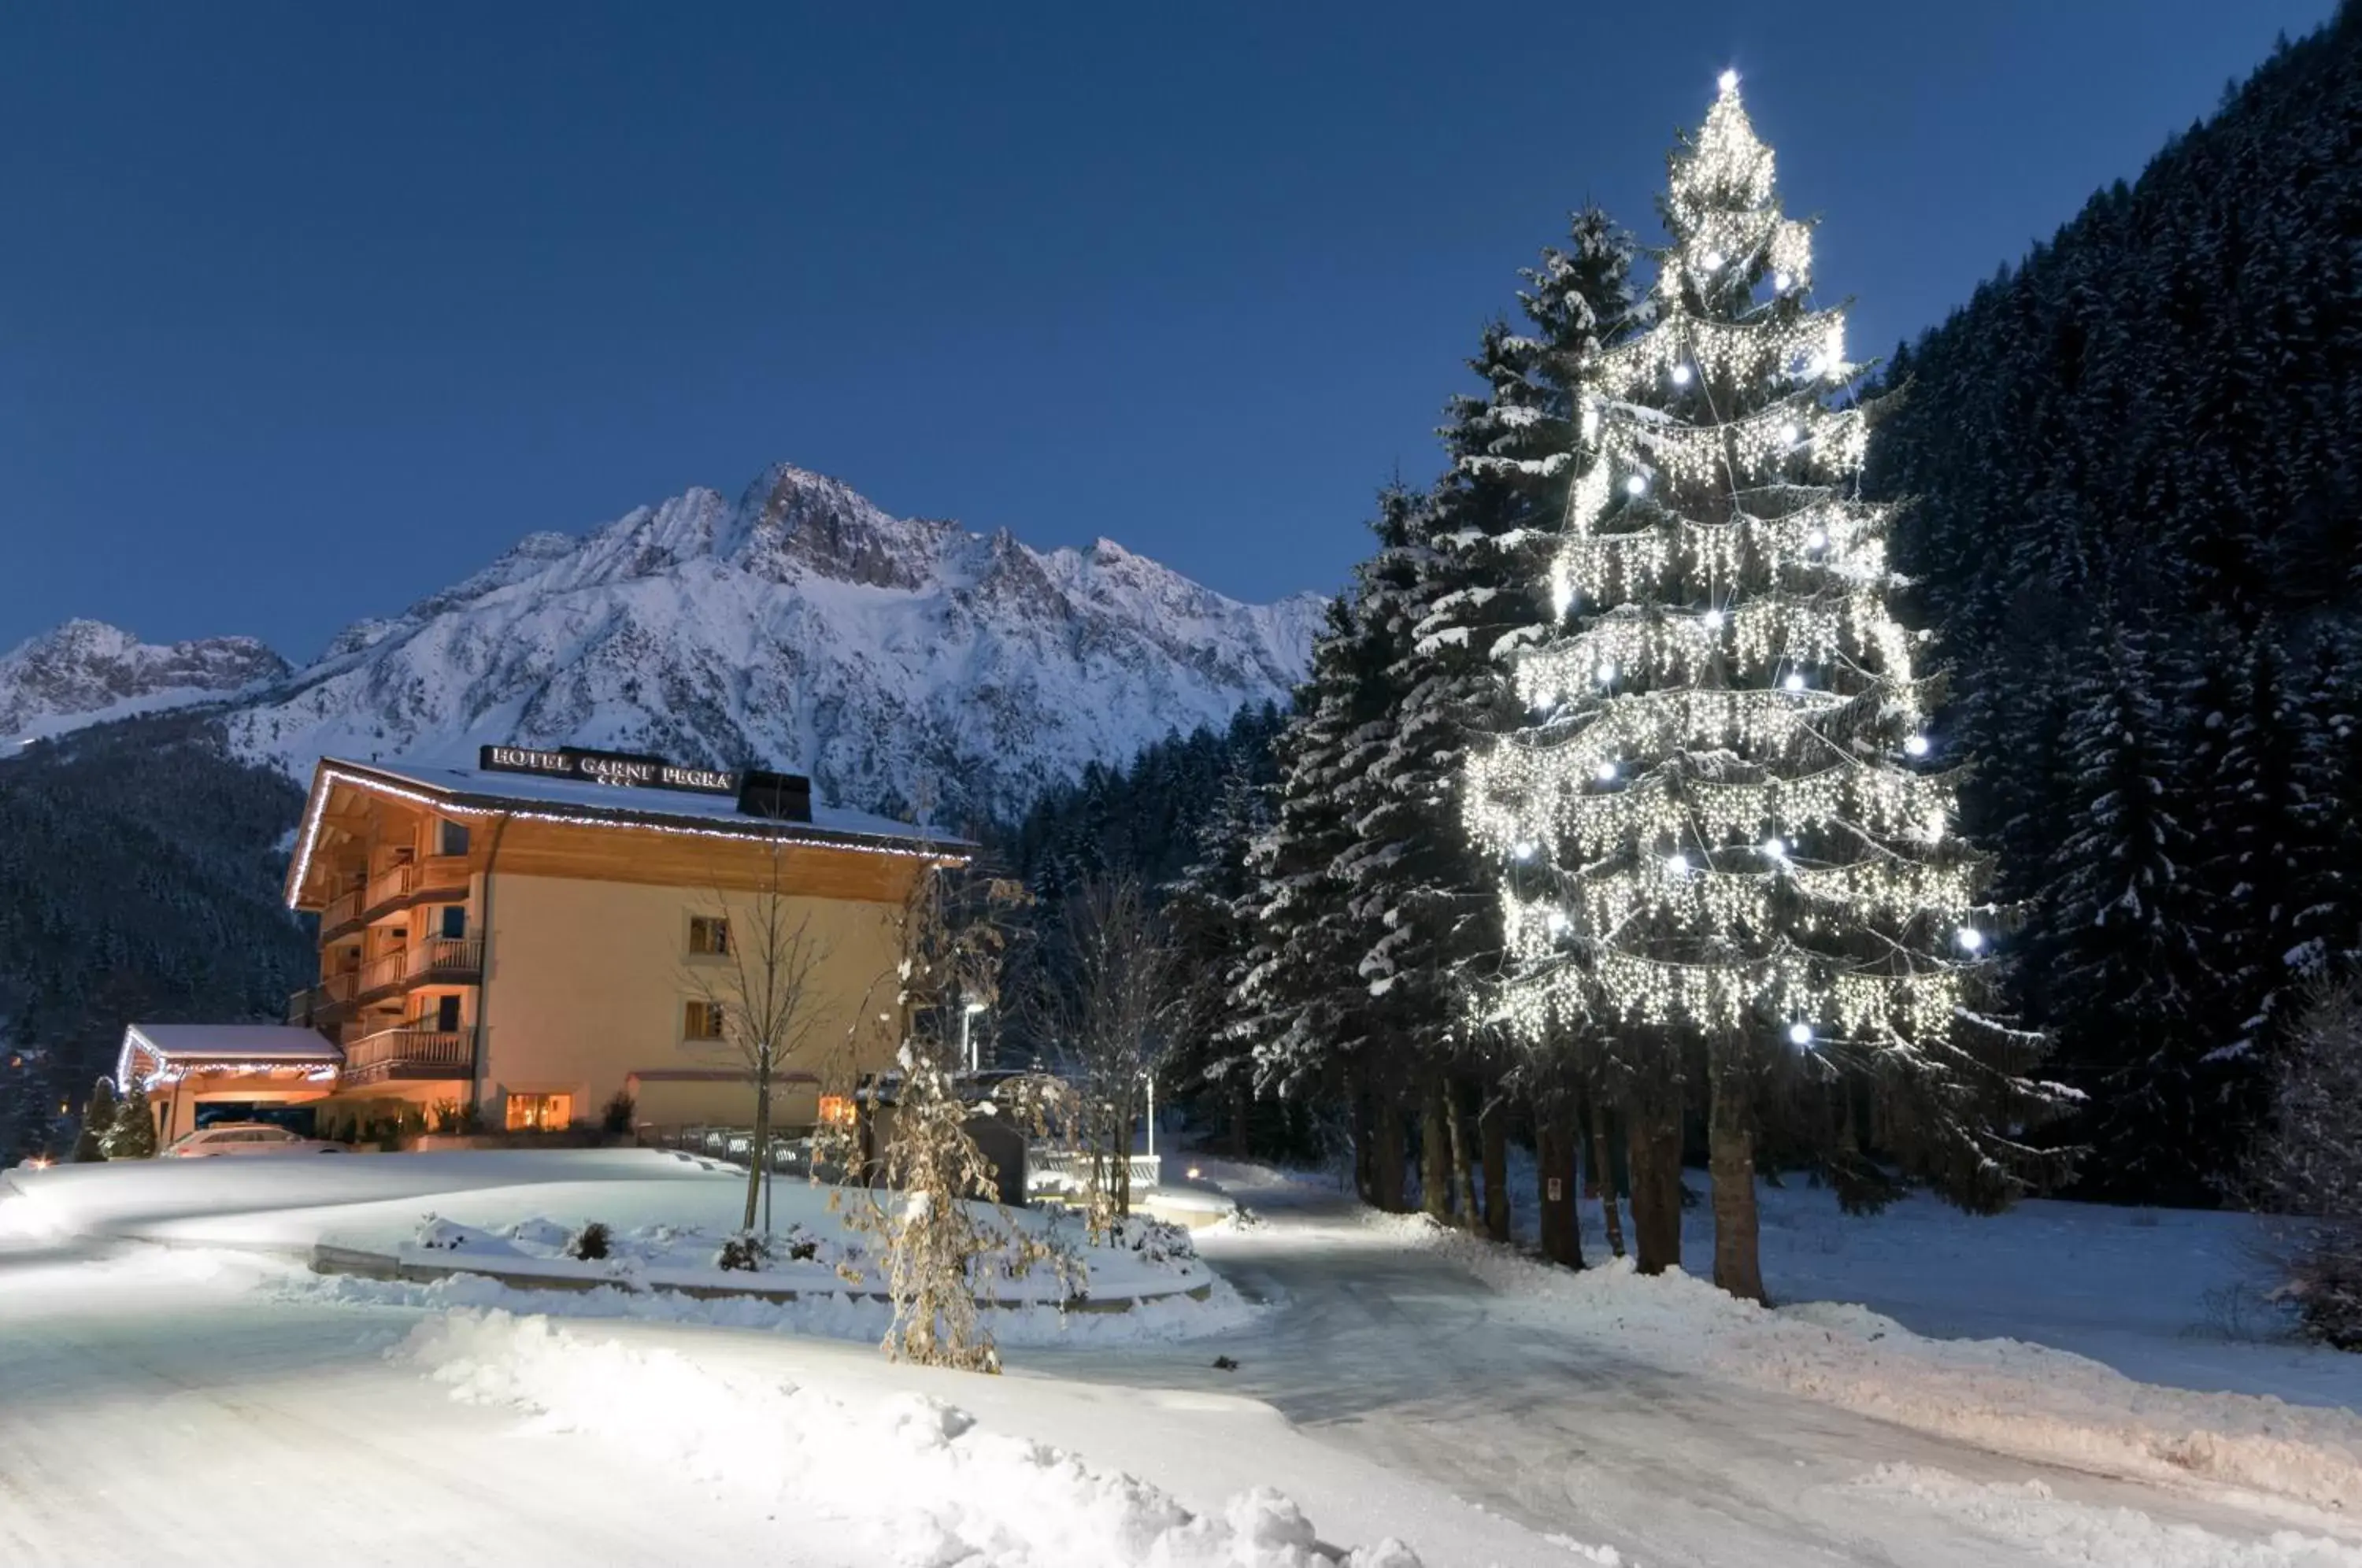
[326,756,967,847]
[119,1024,345,1085]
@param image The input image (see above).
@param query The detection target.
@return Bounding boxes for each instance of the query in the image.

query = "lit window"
[683,1000,727,1041]
[687,915,731,956]
[505,1093,572,1132]
[817,1094,857,1129]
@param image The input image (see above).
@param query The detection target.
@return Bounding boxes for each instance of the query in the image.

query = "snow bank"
[403,1310,1416,1567]
[280,1263,1263,1348]
[1849,1464,2361,1567]
[1409,1221,2362,1517]
[8,1150,1224,1309]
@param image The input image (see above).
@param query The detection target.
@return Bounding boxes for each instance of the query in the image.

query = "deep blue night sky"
[0,2,2333,659]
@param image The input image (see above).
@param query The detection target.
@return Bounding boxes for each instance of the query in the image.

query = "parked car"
[163,1122,346,1157]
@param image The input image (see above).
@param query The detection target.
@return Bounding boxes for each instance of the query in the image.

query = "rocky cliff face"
[0,620,290,741]
[210,464,1320,819]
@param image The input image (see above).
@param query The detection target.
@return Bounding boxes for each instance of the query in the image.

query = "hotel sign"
[479,745,740,796]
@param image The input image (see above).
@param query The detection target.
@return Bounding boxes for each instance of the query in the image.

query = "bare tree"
[2248,973,2362,1349]
[835,854,1062,1373]
[683,840,831,1233]
[1031,875,1176,1237]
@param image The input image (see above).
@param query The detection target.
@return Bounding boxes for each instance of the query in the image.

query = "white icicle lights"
[1464,72,1989,1049]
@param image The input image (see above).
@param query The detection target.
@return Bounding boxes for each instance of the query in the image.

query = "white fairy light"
[1462,74,1979,1059]
[1903,734,1931,758]
[1957,927,1985,952]
[1719,68,1740,93]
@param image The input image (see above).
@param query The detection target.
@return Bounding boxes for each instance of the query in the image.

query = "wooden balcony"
[355,937,483,1002]
[318,855,471,940]
[284,970,360,1026]
[342,1027,472,1085]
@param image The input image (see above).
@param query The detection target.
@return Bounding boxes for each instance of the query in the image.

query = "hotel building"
[118,746,956,1143]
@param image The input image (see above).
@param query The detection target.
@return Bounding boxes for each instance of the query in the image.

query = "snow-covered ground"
[3,1152,2359,1566]
[5,1148,1216,1307]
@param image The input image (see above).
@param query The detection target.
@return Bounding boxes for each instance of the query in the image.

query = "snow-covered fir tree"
[1462,74,2064,1301]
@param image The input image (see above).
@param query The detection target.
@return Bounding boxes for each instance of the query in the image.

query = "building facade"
[123,747,956,1143]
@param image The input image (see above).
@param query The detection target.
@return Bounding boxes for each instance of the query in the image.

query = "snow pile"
[391,1195,1213,1305]
[283,1261,1261,1348]
[1416,1226,2362,1516]
[1849,1465,2362,1567]
[403,1310,1417,1567]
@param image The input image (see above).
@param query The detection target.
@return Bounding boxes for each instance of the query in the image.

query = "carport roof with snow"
[117,1023,344,1085]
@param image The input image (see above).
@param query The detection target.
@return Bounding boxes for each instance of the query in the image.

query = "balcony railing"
[319,855,470,937]
[356,937,483,1000]
[284,970,361,1026]
[342,1028,472,1084]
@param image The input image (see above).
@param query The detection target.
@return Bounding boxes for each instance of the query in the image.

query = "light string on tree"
[1461,67,1989,1054]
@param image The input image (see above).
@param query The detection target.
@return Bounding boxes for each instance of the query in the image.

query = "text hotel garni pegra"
[117,745,964,1144]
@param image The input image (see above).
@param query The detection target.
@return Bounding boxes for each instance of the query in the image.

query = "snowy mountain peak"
[219,464,1322,819]
[0,620,291,741]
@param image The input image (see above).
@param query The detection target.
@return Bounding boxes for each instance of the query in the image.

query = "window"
[687,915,730,956]
[432,995,462,1032]
[505,1093,572,1132]
[438,819,471,856]
[439,905,468,939]
[683,999,727,1041]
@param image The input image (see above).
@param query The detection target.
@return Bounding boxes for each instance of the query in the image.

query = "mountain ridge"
[6,464,1323,820]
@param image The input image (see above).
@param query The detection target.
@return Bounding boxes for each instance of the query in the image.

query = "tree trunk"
[1536,1113,1581,1267]
[1626,1075,1683,1274]
[1590,1097,1627,1259]
[1708,1037,1768,1304]
[1420,1080,1453,1221]
[743,1056,771,1232]
[1479,1097,1510,1242]
[1228,1084,1249,1159]
[1116,1086,1134,1219]
[1372,1094,1409,1213]
[1350,1072,1375,1204]
[1444,1081,1479,1231]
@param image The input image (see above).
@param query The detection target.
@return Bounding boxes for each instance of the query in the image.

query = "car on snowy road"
[161,1123,347,1158]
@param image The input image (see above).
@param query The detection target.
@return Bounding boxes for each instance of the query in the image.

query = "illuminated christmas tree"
[1462,73,2061,1301]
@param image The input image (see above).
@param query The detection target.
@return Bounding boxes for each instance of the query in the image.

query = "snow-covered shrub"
[1106,1215,1196,1272]
[715,1230,771,1273]
[502,1217,570,1249]
[416,1215,475,1251]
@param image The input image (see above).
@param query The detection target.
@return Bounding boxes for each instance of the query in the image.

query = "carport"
[115,1024,346,1145]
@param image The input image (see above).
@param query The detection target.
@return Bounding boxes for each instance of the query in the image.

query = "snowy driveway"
[4,1158,2360,1566]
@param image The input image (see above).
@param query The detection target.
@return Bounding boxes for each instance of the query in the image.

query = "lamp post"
[959,999,989,1075]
